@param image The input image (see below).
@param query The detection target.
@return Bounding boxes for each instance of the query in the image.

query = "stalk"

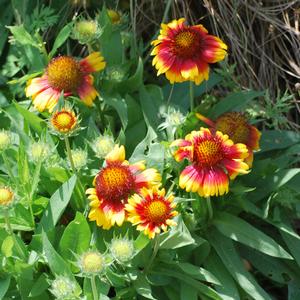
[189,81,194,111]
[206,196,213,220]
[145,235,160,273]
[64,136,85,210]
[91,275,99,300]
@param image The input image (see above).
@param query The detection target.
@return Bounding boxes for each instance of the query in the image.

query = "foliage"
[0,1,299,300]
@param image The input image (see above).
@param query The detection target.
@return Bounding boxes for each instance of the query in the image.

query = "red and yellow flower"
[196,112,261,166]
[151,18,227,85]
[171,127,249,197]
[26,52,106,112]
[86,145,161,229]
[125,187,177,239]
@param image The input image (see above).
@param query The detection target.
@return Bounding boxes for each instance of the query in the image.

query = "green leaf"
[102,93,128,129]
[207,228,272,300]
[240,245,297,284]
[14,102,45,134]
[7,25,39,48]
[210,90,264,118]
[116,58,144,93]
[131,126,157,161]
[139,84,163,130]
[281,229,300,267]
[1,236,14,257]
[260,130,300,152]
[42,232,73,277]
[180,282,197,300]
[29,274,49,297]
[134,232,150,252]
[133,274,156,300]
[177,263,220,285]
[98,9,123,65]
[59,212,91,259]
[145,142,165,174]
[159,216,195,249]
[0,276,11,300]
[205,251,240,300]
[37,175,77,233]
[213,212,292,259]
[49,22,73,58]
[289,281,300,300]
[154,267,222,300]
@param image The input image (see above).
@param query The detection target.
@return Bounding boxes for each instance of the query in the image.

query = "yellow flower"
[196,111,261,167]
[0,186,14,207]
[26,52,106,112]
[50,106,79,137]
[151,18,227,84]
[126,186,178,239]
[171,128,249,197]
[86,145,161,229]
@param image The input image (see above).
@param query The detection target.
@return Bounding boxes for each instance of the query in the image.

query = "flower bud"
[92,135,115,159]
[79,250,105,275]
[49,276,77,300]
[0,130,12,151]
[69,148,88,170]
[110,237,134,263]
[29,141,51,163]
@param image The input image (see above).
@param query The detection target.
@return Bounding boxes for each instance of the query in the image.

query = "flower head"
[69,148,88,170]
[86,145,161,229]
[50,106,80,137]
[151,18,227,84]
[49,276,77,300]
[78,250,105,276]
[107,9,121,24]
[171,128,249,197]
[26,52,106,112]
[110,237,134,263]
[196,112,261,166]
[126,187,177,239]
[0,130,12,151]
[29,141,52,163]
[92,134,115,159]
[105,66,127,82]
[0,186,14,207]
[73,20,100,44]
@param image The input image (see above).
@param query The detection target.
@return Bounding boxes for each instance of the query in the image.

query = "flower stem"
[145,235,160,273]
[189,81,194,111]
[206,196,213,220]
[91,275,99,300]
[167,84,174,105]
[64,136,86,210]
[4,210,25,258]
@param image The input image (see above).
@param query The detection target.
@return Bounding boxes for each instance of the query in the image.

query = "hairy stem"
[91,275,99,300]
[189,81,194,111]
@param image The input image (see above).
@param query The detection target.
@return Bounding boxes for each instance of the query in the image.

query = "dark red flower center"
[47,56,83,92]
[215,112,250,145]
[173,29,202,58]
[194,139,223,166]
[95,163,135,203]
